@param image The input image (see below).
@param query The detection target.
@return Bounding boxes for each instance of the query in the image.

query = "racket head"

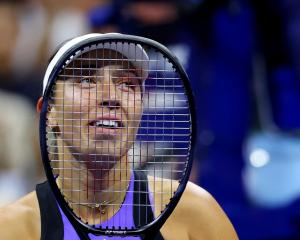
[39,33,196,237]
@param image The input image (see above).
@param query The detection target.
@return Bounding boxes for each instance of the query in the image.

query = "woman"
[0,34,238,240]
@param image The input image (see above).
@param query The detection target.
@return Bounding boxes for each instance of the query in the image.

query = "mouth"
[89,119,124,128]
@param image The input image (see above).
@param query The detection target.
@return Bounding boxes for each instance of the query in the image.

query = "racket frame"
[39,33,197,239]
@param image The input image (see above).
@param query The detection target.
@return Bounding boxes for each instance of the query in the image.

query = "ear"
[37,96,61,134]
[36,97,43,113]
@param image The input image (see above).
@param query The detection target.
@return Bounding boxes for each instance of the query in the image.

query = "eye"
[118,81,136,91]
[117,71,140,92]
[77,77,96,88]
[80,78,94,84]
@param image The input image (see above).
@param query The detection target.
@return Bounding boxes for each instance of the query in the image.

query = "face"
[49,49,143,167]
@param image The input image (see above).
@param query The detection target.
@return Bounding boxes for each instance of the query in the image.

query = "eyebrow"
[60,65,141,84]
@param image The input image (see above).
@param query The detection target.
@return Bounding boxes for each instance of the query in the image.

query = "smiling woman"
[44,43,149,227]
[48,49,145,223]
[0,33,238,240]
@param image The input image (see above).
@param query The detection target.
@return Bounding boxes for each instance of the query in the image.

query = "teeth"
[95,120,119,128]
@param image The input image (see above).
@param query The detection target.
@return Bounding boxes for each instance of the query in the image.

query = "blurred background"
[0,0,300,239]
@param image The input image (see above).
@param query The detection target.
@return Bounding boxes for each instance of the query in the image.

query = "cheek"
[62,87,96,113]
[127,97,143,127]
[53,89,84,129]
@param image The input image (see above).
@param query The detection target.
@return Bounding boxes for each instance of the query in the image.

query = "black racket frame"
[39,34,197,239]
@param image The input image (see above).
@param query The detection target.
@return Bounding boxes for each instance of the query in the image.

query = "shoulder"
[173,181,238,240]
[147,176,238,239]
[0,191,41,240]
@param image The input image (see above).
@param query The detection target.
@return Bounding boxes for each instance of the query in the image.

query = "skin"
[0,181,238,239]
[49,55,143,222]
[0,52,238,239]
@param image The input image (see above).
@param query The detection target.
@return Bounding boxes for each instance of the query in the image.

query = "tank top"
[36,171,164,240]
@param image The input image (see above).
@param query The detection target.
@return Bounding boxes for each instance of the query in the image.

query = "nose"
[97,68,121,109]
[99,99,120,109]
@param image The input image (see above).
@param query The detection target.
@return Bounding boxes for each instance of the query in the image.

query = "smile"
[90,120,123,128]
[88,117,125,134]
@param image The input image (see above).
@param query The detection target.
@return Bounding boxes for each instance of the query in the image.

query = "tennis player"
[0,37,238,240]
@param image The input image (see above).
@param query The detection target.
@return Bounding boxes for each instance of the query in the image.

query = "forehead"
[60,48,138,80]
[69,49,134,68]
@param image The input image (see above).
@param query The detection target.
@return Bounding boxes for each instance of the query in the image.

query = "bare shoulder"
[147,176,238,239]
[0,191,40,240]
[176,181,239,240]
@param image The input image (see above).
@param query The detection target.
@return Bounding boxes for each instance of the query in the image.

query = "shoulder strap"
[133,171,165,240]
[133,171,154,227]
[36,181,64,240]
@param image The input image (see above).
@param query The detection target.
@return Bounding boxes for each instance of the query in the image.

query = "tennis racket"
[39,33,196,239]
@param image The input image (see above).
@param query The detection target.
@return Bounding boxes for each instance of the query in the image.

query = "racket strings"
[46,41,191,229]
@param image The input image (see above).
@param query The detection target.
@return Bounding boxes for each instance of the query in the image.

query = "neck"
[56,140,132,223]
